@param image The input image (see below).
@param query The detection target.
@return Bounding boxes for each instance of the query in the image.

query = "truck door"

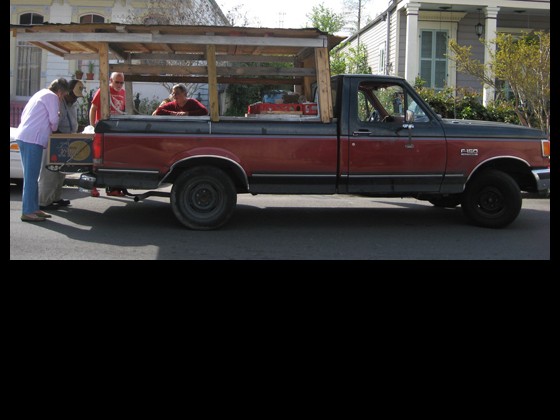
[344,77,447,194]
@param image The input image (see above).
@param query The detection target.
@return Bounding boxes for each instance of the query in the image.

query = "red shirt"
[91,86,126,124]
[155,98,208,116]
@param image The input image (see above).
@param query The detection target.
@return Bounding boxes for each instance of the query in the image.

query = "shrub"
[416,82,522,125]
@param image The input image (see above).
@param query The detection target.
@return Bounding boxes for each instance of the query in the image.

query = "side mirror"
[405,110,415,124]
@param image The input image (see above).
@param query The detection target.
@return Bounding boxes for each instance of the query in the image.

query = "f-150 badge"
[461,148,479,156]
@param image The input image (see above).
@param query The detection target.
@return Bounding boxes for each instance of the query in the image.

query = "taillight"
[541,139,550,158]
[92,133,102,165]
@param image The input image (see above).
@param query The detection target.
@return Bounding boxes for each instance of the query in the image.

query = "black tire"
[429,195,462,208]
[461,169,521,228]
[171,166,237,230]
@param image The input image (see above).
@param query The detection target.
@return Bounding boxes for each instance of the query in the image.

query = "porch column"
[404,2,421,84]
[483,6,500,106]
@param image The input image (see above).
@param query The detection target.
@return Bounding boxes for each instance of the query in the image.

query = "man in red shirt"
[89,72,127,197]
[154,83,208,116]
[89,71,126,125]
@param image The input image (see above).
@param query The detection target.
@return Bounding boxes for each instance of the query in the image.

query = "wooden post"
[302,55,315,103]
[98,43,110,120]
[206,44,219,122]
[315,47,332,123]
[124,58,134,115]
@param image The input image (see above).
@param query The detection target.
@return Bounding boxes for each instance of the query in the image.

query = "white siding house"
[341,0,550,105]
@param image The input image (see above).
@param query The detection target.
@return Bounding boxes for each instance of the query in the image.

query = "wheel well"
[470,158,536,192]
[166,157,248,193]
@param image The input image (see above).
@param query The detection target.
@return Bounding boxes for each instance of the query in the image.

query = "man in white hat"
[39,79,85,210]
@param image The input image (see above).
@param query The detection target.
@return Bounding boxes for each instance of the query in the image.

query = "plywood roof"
[10,23,344,61]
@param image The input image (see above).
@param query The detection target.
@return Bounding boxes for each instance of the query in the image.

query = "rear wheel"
[171,166,237,230]
[461,169,521,228]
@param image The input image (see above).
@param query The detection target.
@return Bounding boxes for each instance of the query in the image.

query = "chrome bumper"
[532,168,550,194]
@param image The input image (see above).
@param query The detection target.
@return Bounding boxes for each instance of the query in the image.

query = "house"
[9,0,229,126]
[341,0,550,105]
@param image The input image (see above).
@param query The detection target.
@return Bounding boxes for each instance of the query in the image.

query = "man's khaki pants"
[39,148,65,207]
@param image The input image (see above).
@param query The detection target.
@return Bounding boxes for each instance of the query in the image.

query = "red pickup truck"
[77,74,550,230]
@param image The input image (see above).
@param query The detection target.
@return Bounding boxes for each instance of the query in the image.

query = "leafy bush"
[416,81,520,124]
[485,101,520,125]
[415,85,455,118]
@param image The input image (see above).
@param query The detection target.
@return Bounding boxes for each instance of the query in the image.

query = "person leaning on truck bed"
[15,78,70,222]
[39,79,84,211]
[153,84,208,116]
[152,94,172,115]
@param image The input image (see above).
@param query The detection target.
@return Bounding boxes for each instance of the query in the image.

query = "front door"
[344,77,447,194]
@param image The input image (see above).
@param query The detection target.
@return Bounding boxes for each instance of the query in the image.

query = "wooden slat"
[314,47,332,123]
[110,64,315,77]
[206,44,219,122]
[125,75,304,85]
[99,43,110,122]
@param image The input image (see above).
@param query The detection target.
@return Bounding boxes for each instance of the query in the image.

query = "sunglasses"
[113,81,124,85]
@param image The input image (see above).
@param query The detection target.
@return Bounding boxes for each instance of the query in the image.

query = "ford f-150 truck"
[12,23,550,230]
[77,73,550,230]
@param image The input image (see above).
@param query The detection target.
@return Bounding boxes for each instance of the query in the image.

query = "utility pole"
[357,0,362,47]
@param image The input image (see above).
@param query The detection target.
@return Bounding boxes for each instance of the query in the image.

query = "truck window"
[357,82,429,123]
[358,82,404,122]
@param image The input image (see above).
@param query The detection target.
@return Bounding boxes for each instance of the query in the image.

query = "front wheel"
[171,166,237,230]
[461,169,521,229]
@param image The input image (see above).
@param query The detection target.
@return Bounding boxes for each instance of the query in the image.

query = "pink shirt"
[15,89,60,148]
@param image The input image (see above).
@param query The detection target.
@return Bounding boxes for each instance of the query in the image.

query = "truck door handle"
[353,129,372,136]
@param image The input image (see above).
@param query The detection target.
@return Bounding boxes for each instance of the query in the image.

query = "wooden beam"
[152,34,327,48]
[107,44,127,61]
[206,44,219,122]
[110,64,315,77]
[314,47,332,123]
[75,41,99,53]
[18,32,328,49]
[129,53,295,63]
[125,75,304,85]
[130,53,205,61]
[29,41,68,57]
[63,53,117,60]
[99,43,110,121]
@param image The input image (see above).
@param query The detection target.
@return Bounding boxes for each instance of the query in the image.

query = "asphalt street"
[10,183,550,260]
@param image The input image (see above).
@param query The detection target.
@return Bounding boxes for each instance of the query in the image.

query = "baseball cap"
[71,80,84,97]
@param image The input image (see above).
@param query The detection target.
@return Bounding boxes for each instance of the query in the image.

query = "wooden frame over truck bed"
[10,23,345,123]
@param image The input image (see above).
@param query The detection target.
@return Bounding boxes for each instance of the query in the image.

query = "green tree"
[306,4,345,34]
[330,42,371,76]
[306,5,370,76]
[345,43,371,74]
[330,47,347,76]
[448,31,550,135]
